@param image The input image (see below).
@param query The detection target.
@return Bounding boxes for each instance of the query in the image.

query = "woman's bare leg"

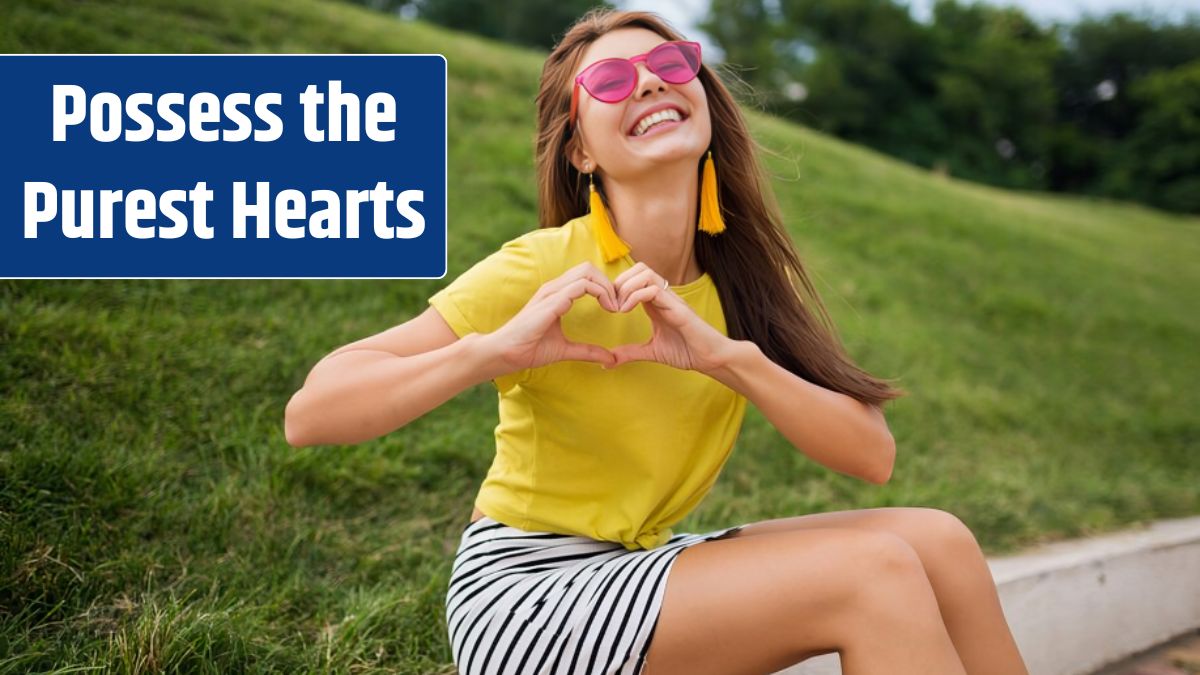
[639,527,967,675]
[720,507,1029,675]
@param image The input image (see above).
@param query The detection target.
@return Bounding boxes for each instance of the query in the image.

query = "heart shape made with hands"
[571,262,726,373]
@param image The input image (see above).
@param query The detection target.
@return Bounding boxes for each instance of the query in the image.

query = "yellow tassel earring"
[587,170,631,263]
[698,150,727,235]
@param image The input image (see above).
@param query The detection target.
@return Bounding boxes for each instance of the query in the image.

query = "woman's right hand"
[487,262,620,372]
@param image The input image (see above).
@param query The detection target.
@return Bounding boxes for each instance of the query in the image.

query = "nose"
[633,62,668,100]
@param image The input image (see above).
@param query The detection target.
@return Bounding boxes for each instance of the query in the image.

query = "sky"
[619,0,1197,59]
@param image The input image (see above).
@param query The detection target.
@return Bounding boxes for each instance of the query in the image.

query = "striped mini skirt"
[445,515,747,675]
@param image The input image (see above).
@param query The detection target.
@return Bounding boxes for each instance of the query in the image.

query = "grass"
[1,0,1198,672]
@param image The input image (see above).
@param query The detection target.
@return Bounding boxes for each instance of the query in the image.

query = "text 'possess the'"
[52,80,400,143]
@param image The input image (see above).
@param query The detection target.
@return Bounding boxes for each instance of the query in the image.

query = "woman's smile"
[630,114,686,139]
[628,104,689,138]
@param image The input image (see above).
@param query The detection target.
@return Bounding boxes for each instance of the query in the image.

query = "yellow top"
[428,215,747,550]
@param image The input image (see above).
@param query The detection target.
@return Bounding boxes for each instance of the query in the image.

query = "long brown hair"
[534,8,906,408]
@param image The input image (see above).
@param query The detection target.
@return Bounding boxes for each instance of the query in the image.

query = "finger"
[614,269,650,306]
[575,262,618,309]
[534,262,617,308]
[580,264,621,310]
[532,262,590,302]
[617,284,662,313]
[640,288,685,324]
[574,277,620,312]
[547,277,617,315]
[546,278,603,315]
[646,283,676,308]
[608,341,654,368]
[615,269,667,307]
[561,339,616,366]
[612,261,649,290]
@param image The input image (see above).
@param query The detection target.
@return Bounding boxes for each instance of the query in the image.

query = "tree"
[1109,61,1200,212]
[778,0,941,149]
[698,0,797,112]
[1047,11,1200,196]
[927,0,1061,189]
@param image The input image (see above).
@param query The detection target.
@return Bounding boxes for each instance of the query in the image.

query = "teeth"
[633,108,683,136]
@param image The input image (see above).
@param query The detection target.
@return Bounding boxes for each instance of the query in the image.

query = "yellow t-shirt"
[428,214,747,550]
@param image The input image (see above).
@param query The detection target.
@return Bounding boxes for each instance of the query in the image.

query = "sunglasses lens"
[648,42,701,84]
[575,42,701,120]
[582,61,636,103]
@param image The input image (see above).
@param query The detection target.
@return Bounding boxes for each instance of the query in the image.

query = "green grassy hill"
[2,0,1197,672]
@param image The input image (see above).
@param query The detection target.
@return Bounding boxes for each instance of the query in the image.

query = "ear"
[567,136,593,174]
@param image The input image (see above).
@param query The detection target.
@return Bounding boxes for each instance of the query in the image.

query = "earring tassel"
[590,179,631,263]
[698,150,726,235]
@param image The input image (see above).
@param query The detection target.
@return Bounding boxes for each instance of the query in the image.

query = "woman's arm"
[284,307,510,448]
[707,341,897,484]
[285,263,621,448]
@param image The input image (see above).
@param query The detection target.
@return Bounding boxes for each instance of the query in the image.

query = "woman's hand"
[605,261,739,375]
[489,262,620,372]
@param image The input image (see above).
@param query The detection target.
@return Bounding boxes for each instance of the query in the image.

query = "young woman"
[285,8,1029,675]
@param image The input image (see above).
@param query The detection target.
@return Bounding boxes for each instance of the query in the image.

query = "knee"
[911,507,982,560]
[845,531,935,617]
[857,530,927,582]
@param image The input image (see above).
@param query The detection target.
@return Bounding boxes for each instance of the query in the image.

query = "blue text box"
[1,54,447,278]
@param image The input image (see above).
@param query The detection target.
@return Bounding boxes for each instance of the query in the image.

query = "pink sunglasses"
[569,40,703,129]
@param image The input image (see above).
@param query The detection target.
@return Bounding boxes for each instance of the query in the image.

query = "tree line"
[340,0,1199,214]
[702,0,1199,214]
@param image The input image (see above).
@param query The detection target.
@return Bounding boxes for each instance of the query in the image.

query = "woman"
[284,8,1029,675]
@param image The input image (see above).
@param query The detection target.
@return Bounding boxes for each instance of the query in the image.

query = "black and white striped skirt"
[445,515,746,675]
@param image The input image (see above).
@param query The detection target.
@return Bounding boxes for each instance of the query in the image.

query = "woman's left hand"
[604,261,737,375]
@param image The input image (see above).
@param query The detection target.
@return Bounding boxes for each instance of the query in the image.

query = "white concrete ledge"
[772,514,1200,675]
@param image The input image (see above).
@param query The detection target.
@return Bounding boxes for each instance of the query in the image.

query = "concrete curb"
[771,514,1200,675]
